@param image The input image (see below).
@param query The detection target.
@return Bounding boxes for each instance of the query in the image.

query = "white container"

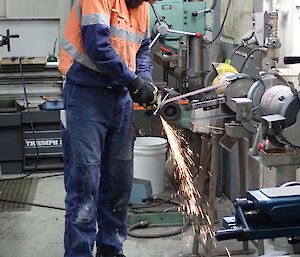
[133,137,168,194]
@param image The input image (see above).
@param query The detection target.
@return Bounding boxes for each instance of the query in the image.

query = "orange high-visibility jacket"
[59,0,152,88]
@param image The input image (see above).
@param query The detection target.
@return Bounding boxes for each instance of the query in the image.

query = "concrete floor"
[0,174,293,257]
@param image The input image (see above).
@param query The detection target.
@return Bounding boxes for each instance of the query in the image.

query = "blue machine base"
[216,185,300,241]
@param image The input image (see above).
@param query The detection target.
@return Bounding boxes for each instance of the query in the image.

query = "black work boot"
[96,244,126,257]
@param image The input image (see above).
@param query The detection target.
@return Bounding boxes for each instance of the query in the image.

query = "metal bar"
[158,80,228,110]
[168,29,197,36]
[149,32,161,49]
[206,130,223,256]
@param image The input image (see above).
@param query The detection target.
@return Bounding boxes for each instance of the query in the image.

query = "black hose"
[210,0,217,10]
[240,48,265,72]
[127,217,191,238]
[205,0,232,45]
[130,197,181,210]
[38,173,64,180]
[230,44,243,61]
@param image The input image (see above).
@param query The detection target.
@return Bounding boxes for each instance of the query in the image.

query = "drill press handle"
[0,29,19,52]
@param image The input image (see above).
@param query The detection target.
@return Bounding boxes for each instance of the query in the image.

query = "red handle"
[159,46,177,56]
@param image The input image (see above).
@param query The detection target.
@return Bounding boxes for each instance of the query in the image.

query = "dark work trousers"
[62,79,134,257]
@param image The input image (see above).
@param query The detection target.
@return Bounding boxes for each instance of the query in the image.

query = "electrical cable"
[210,0,217,10]
[38,173,64,180]
[128,195,187,237]
[0,198,65,211]
[127,217,191,238]
[240,48,265,72]
[0,58,40,181]
[205,0,232,45]
[129,196,182,215]
[129,197,180,210]
[230,44,243,62]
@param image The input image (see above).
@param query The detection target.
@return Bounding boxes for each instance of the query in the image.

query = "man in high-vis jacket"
[59,0,157,256]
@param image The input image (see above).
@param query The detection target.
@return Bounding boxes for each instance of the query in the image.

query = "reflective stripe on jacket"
[59,0,152,88]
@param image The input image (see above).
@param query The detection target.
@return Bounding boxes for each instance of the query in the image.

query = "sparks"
[161,117,217,247]
[161,117,202,216]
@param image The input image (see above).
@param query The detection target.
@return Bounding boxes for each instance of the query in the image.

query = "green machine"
[150,0,211,49]
[149,0,214,129]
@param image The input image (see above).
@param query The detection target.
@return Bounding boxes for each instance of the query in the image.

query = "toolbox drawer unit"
[0,110,63,174]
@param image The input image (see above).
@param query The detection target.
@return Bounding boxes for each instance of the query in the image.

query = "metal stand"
[190,132,256,257]
[205,130,223,257]
[192,133,211,256]
[237,138,251,253]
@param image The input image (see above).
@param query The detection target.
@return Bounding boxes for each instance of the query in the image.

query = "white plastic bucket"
[133,137,168,194]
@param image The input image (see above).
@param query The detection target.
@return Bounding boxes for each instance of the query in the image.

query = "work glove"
[128,76,159,106]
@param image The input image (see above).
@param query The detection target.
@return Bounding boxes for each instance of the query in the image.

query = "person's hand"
[128,77,159,105]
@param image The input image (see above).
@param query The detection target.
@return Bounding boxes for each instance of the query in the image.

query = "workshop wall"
[0,0,71,58]
[0,0,5,17]
[276,0,300,71]
[221,0,254,45]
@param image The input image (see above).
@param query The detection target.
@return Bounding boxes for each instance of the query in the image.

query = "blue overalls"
[60,3,152,254]
[62,78,135,257]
